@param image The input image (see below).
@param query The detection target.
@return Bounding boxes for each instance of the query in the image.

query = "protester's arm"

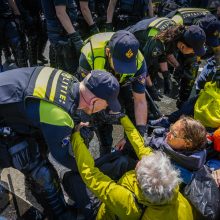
[120,116,152,159]
[55,5,75,34]
[71,131,141,219]
[106,0,117,23]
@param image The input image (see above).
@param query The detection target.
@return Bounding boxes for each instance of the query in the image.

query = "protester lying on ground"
[70,115,193,220]
[115,116,220,219]
[116,116,207,183]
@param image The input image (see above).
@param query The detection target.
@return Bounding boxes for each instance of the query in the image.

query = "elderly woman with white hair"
[71,115,193,220]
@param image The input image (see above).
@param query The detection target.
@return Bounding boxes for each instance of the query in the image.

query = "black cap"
[84,70,121,112]
[108,30,139,74]
[183,25,206,56]
[198,14,220,47]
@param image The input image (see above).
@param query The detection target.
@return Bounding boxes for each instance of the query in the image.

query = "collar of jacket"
[149,135,207,171]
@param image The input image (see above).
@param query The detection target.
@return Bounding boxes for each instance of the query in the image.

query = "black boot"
[28,35,38,66]
[37,40,48,65]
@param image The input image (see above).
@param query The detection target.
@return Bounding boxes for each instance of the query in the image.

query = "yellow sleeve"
[71,132,141,219]
[120,116,152,159]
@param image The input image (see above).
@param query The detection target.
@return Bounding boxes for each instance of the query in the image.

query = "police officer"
[78,30,149,155]
[170,8,220,107]
[41,0,83,74]
[0,0,28,68]
[0,66,120,219]
[149,58,220,131]
[15,0,48,66]
[106,0,154,31]
[127,17,206,100]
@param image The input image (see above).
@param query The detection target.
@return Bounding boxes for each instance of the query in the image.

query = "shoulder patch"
[152,47,163,57]
[136,75,146,85]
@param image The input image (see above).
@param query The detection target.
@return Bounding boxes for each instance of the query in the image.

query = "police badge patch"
[137,75,146,85]
[152,47,162,57]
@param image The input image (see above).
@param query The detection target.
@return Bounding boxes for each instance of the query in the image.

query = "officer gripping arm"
[78,31,148,137]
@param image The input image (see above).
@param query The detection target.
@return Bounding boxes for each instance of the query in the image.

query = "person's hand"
[163,71,172,95]
[89,23,99,35]
[103,22,113,32]
[212,169,220,187]
[147,85,163,101]
[74,122,89,132]
[136,125,148,137]
[115,138,126,151]
[68,31,83,56]
[75,122,94,145]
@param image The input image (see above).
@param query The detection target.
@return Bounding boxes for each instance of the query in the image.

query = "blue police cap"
[84,70,121,112]
[108,30,139,74]
[184,25,206,56]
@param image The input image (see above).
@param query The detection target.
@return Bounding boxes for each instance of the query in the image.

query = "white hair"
[136,151,181,204]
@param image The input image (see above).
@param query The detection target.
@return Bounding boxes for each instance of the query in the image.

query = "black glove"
[104,22,113,32]
[147,85,163,101]
[80,126,94,146]
[68,31,83,56]
[163,71,172,95]
[89,23,99,35]
[136,125,148,138]
[96,110,125,124]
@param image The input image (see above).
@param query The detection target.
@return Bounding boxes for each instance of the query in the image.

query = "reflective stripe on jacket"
[172,7,210,25]
[0,66,78,117]
[81,32,145,84]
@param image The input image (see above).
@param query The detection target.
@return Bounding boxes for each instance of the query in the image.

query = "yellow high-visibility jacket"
[71,116,193,220]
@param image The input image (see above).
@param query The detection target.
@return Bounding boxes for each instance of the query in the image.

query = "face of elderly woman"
[165,120,192,150]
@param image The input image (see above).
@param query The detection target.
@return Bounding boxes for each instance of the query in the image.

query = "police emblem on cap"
[126,49,134,59]
[152,47,162,57]
[214,31,220,37]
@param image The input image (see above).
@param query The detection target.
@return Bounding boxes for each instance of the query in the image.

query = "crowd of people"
[1,0,220,220]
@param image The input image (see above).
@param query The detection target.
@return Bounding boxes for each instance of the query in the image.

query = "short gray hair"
[136,151,181,204]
